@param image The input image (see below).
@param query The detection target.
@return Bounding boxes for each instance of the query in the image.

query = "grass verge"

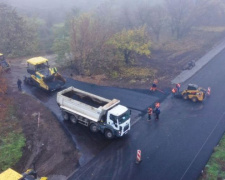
[0,105,25,172]
[200,134,225,179]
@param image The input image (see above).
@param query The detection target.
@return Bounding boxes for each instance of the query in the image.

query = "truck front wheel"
[104,130,114,139]
[90,124,98,133]
[62,112,69,121]
[70,115,77,124]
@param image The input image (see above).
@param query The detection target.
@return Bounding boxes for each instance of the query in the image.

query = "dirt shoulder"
[1,57,80,178]
[8,89,80,177]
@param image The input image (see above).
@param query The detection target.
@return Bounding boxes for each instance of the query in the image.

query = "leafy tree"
[52,24,70,61]
[70,13,114,75]
[0,3,39,57]
[108,26,151,64]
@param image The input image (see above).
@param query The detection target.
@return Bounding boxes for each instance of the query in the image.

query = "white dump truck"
[57,86,131,139]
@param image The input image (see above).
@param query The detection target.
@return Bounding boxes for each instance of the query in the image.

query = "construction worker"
[17,78,22,91]
[176,83,181,92]
[147,107,153,121]
[172,88,177,96]
[150,79,158,91]
[154,102,160,120]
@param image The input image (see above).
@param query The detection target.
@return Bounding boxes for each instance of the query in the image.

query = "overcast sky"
[1,0,161,10]
[1,0,107,10]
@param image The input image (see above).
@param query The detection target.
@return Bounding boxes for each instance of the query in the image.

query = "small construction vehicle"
[0,168,47,180]
[180,84,210,102]
[24,57,66,91]
[183,60,195,70]
[0,53,10,72]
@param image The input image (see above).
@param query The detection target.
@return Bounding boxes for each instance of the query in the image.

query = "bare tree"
[148,5,166,41]
[165,0,195,39]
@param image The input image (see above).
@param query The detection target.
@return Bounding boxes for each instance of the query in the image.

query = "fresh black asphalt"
[23,76,161,166]
[67,49,225,180]
[20,48,225,180]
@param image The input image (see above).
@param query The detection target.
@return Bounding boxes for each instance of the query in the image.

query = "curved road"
[68,49,225,180]
[21,76,163,166]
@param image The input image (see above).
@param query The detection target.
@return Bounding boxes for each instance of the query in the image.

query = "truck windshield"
[118,110,130,124]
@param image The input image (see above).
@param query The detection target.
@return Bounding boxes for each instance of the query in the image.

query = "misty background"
[1,0,161,23]
[0,0,225,77]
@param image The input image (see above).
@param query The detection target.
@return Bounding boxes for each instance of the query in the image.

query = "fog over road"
[68,49,225,180]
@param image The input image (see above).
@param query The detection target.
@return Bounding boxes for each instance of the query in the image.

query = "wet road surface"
[68,49,225,180]
[21,77,163,166]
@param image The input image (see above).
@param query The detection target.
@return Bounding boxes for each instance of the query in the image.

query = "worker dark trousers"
[148,114,151,120]
[18,84,22,91]
[155,113,159,120]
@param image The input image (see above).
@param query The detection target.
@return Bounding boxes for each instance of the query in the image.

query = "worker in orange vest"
[176,83,181,92]
[154,102,160,120]
[147,107,153,121]
[150,79,158,91]
[172,88,177,96]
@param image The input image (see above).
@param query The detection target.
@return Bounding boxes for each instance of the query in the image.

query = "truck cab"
[105,105,131,138]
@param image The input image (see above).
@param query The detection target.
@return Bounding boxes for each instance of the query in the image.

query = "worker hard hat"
[155,102,160,108]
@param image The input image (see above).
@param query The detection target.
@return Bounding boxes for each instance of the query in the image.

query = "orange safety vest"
[172,88,176,93]
[148,108,153,114]
[176,83,181,88]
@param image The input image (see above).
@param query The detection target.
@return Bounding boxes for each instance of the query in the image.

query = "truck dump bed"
[57,87,120,122]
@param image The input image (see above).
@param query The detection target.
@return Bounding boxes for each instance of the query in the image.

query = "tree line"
[0,0,225,75]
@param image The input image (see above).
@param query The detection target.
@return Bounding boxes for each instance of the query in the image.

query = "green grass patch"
[200,135,225,180]
[0,105,25,172]
[0,132,25,171]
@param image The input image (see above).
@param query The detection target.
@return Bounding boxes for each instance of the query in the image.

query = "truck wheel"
[90,124,98,133]
[62,112,69,121]
[191,97,198,103]
[104,130,114,139]
[183,93,188,100]
[70,115,77,124]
